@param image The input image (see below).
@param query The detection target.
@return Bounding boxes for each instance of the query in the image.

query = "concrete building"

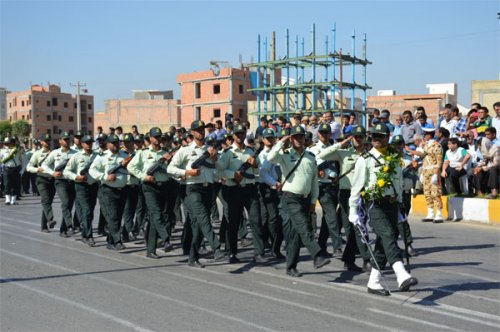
[367,83,458,122]
[94,90,180,134]
[6,84,94,144]
[471,80,500,109]
[176,67,258,127]
[0,87,10,121]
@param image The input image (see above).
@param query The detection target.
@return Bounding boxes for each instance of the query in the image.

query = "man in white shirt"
[439,107,458,137]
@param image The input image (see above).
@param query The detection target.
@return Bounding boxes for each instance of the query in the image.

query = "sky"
[1,0,499,111]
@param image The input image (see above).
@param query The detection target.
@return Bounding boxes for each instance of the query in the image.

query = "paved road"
[1,194,499,331]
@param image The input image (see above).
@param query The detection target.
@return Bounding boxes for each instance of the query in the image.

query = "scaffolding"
[246,24,372,125]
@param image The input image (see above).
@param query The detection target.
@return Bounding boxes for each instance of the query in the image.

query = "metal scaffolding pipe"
[257,34,261,120]
[263,36,268,115]
[331,23,336,111]
[351,29,356,110]
[311,23,316,114]
[286,29,290,114]
[295,35,299,111]
[324,35,328,110]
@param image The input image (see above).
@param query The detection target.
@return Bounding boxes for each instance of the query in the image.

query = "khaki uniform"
[422,140,443,209]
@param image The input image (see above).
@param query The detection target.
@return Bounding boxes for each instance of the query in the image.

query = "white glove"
[431,174,438,185]
[349,213,368,240]
[398,210,408,224]
[349,213,361,225]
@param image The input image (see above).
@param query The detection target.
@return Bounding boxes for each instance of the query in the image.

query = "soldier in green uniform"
[42,132,77,237]
[27,134,56,232]
[89,134,128,250]
[21,139,33,195]
[349,123,418,296]
[132,134,147,237]
[64,135,98,246]
[121,133,140,242]
[71,130,84,231]
[308,123,343,258]
[218,124,266,264]
[318,126,371,272]
[94,133,108,236]
[128,127,174,258]
[1,137,23,205]
[168,120,226,267]
[267,125,331,277]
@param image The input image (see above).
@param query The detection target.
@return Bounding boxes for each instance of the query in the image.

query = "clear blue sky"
[1,0,499,111]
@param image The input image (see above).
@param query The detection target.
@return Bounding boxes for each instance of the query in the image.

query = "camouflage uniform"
[422,140,443,210]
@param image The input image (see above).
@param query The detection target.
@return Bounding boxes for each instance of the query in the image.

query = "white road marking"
[368,308,459,331]
[257,281,323,298]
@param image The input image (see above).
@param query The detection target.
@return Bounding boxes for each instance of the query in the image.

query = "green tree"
[11,120,31,139]
[0,121,12,139]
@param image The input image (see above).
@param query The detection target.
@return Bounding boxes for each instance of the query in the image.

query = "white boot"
[5,195,11,205]
[367,268,389,296]
[10,195,16,205]
[422,207,434,222]
[392,261,418,291]
[434,209,443,223]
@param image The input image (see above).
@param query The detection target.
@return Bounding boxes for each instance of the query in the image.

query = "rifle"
[236,144,265,180]
[107,154,134,175]
[54,159,69,172]
[191,140,221,170]
[80,164,91,176]
[146,157,166,176]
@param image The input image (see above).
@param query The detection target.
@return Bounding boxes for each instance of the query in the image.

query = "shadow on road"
[416,244,496,255]
[414,281,500,304]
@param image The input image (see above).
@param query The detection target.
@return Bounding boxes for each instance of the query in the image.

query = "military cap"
[109,127,115,131]
[23,138,29,143]
[182,132,191,140]
[278,128,290,138]
[391,135,405,145]
[205,136,216,145]
[96,133,108,141]
[290,125,306,136]
[107,134,120,143]
[3,137,11,143]
[422,126,436,133]
[233,124,246,134]
[305,131,313,140]
[134,134,144,142]
[164,132,174,140]
[32,139,39,145]
[191,120,206,130]
[122,133,134,142]
[318,123,331,133]
[352,126,366,137]
[173,136,181,144]
[149,127,162,137]
[223,133,233,140]
[59,132,71,139]
[370,123,390,135]
[40,133,51,142]
[74,130,84,138]
[262,128,276,138]
[81,135,93,143]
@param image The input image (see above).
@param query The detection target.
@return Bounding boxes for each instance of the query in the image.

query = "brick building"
[6,84,94,145]
[176,67,258,127]
[0,87,9,121]
[94,90,180,134]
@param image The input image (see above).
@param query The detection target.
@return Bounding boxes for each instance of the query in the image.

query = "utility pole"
[70,81,87,131]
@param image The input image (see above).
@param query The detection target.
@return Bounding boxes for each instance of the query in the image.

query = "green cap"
[223,133,233,141]
[134,134,144,142]
[40,133,51,142]
[370,123,390,135]
[233,124,246,134]
[122,133,134,142]
[391,135,405,145]
[74,130,84,138]
[352,126,366,137]
[96,133,108,141]
[290,125,305,136]
[60,132,71,139]
[149,127,162,137]
[262,128,276,138]
[107,134,120,143]
[191,120,206,130]
[205,136,216,145]
[305,131,313,140]
[318,123,331,132]
[278,128,290,138]
[81,135,93,143]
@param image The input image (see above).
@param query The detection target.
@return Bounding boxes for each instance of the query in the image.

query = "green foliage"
[11,120,31,138]
[0,121,13,139]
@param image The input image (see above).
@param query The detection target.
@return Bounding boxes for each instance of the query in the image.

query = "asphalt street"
[1,194,499,331]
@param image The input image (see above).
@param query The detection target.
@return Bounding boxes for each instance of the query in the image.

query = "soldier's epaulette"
[307,151,315,157]
[361,152,370,159]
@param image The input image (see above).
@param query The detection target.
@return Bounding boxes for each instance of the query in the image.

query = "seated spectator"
[301,116,310,130]
[415,106,435,127]
[473,137,499,198]
[417,114,434,129]
[493,101,500,134]
[440,106,458,136]
[393,114,403,137]
[485,127,500,146]
[452,107,467,138]
[371,109,381,126]
[441,138,471,195]
[380,110,394,132]
[401,110,423,146]
[341,114,352,136]
[470,107,492,137]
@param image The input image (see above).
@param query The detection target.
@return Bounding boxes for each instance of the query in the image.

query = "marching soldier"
[128,127,174,258]
[257,128,285,259]
[218,124,266,264]
[21,139,33,195]
[167,120,226,267]
[71,130,84,231]
[349,123,418,296]
[133,134,147,237]
[1,137,23,205]
[89,134,128,250]
[94,133,108,236]
[42,132,77,237]
[267,125,331,277]
[318,126,372,272]
[71,130,84,151]
[64,135,99,246]
[121,133,140,242]
[308,123,343,258]
[27,134,56,232]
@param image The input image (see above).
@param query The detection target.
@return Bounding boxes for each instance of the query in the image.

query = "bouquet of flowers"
[362,149,402,201]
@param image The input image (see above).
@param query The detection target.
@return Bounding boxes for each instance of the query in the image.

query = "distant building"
[176,67,257,127]
[6,84,94,145]
[0,87,9,121]
[94,90,180,134]
[471,80,500,110]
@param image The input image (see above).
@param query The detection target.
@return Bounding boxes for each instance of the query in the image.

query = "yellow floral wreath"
[362,148,402,201]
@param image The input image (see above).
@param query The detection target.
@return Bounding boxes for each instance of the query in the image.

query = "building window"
[58,115,62,121]
[88,104,92,110]
[239,85,244,94]
[22,115,25,120]
[195,107,201,121]
[213,109,221,118]
[213,84,220,94]
[195,83,201,99]
[9,102,11,108]
[64,102,68,108]
[53,126,58,133]
[52,97,58,106]
[46,115,51,121]
[74,103,77,108]
[88,117,92,123]
[22,101,25,107]
[69,116,74,122]
[47,100,51,107]
[52,112,57,119]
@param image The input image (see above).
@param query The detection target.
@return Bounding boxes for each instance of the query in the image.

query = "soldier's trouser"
[338,189,370,264]
[396,192,413,245]
[258,183,283,255]
[367,197,402,269]
[444,166,466,194]
[55,179,75,233]
[97,185,108,234]
[101,184,126,245]
[134,185,146,234]
[73,199,81,229]
[22,171,31,193]
[30,173,38,194]
[122,184,139,237]
[36,175,55,230]
[186,183,221,261]
[3,166,21,196]
[422,170,442,209]
[163,179,177,238]
[210,182,222,221]
[178,184,192,253]
[317,183,341,252]
[75,182,98,239]
[142,182,170,253]
[221,185,264,256]
[282,192,321,270]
